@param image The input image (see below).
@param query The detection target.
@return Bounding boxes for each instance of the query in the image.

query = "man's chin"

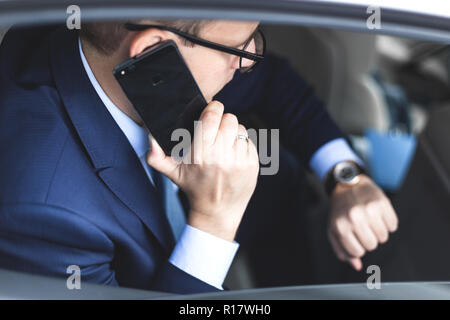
[206,78,234,103]
[204,95,213,104]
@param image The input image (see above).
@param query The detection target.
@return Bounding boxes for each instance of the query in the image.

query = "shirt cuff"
[169,225,239,290]
[309,138,364,181]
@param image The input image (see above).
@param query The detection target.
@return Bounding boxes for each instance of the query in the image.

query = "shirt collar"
[78,37,150,159]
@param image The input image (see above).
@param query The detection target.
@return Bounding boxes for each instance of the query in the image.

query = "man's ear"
[128,28,169,58]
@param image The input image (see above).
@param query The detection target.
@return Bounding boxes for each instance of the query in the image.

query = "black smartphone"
[113,40,207,156]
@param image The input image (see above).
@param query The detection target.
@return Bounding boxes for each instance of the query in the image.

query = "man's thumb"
[146,135,179,182]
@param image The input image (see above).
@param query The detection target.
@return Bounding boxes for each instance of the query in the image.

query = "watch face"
[335,162,359,184]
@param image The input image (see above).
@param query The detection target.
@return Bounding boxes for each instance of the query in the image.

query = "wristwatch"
[325,161,366,195]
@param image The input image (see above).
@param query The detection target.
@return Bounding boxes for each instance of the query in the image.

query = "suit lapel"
[49,27,175,253]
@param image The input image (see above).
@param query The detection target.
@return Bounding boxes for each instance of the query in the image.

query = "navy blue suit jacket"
[0,26,343,294]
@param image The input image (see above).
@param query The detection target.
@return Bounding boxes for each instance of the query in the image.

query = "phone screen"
[113,40,207,156]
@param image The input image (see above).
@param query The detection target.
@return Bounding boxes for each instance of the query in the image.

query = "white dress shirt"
[79,38,238,290]
[78,37,363,289]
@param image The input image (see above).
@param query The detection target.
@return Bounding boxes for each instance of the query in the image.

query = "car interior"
[1,20,449,293]
[223,23,450,290]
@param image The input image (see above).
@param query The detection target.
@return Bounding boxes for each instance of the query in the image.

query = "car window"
[0,2,449,300]
[313,0,450,18]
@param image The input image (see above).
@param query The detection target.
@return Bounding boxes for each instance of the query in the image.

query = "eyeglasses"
[124,23,266,73]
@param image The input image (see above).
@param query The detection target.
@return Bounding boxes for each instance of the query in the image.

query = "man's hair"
[80,20,207,56]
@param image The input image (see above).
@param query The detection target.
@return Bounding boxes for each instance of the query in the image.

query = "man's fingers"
[329,231,349,262]
[191,120,206,165]
[348,206,379,251]
[328,176,399,272]
[234,124,249,152]
[146,135,179,182]
[198,101,224,147]
[333,220,366,258]
[381,199,399,232]
[329,231,363,271]
[366,202,389,243]
[217,113,239,147]
[353,177,398,233]
[349,257,363,271]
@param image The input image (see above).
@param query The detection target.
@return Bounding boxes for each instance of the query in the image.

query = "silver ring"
[237,134,249,142]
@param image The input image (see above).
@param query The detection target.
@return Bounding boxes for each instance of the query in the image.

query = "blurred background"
[223,24,450,289]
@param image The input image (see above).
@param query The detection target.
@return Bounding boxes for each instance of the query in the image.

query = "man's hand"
[327,174,399,271]
[147,101,260,242]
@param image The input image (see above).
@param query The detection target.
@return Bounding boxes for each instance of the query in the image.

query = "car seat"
[392,104,450,281]
[262,24,389,135]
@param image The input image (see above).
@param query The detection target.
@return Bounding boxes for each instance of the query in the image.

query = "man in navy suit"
[0,19,398,294]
